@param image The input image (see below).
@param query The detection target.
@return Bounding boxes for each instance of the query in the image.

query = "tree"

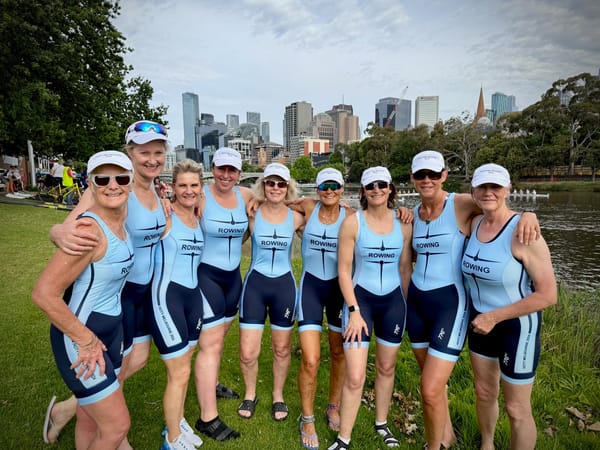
[443,112,484,179]
[290,156,316,182]
[0,0,167,159]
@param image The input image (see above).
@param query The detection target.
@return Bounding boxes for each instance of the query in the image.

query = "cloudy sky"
[113,0,599,147]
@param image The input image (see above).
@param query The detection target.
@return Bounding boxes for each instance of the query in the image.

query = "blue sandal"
[299,415,319,450]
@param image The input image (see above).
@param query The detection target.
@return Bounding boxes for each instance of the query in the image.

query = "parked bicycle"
[37,179,83,205]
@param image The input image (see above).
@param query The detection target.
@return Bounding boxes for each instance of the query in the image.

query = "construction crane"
[384,85,409,128]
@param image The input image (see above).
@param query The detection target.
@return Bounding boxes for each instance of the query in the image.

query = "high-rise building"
[309,113,336,147]
[325,104,361,145]
[491,92,517,122]
[226,114,239,132]
[284,101,313,152]
[182,92,199,149]
[415,96,439,130]
[375,97,411,130]
[247,111,260,127]
[261,122,270,143]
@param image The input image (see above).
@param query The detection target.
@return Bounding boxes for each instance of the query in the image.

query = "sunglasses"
[364,181,389,191]
[263,179,288,188]
[413,170,442,181]
[133,121,168,136]
[91,173,133,187]
[317,182,342,191]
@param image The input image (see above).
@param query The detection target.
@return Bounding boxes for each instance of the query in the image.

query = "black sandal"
[194,416,240,441]
[272,401,289,421]
[237,396,259,419]
[216,383,239,399]
[327,437,350,449]
[374,423,400,447]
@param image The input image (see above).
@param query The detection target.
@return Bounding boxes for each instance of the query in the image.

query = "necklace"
[319,207,339,225]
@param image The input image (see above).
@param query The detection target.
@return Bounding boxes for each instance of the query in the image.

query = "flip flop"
[237,397,259,419]
[272,401,289,421]
[43,395,59,444]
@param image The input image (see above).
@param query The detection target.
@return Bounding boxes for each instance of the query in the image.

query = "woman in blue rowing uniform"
[34,151,134,449]
[237,163,304,422]
[45,120,169,449]
[462,163,556,450]
[193,147,254,442]
[328,166,413,450]
[150,159,205,450]
[294,168,350,450]
[407,150,541,450]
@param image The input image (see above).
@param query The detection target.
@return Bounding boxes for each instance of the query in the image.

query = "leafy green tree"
[290,156,316,182]
[0,0,166,159]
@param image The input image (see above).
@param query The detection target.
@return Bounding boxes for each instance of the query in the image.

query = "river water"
[299,187,600,291]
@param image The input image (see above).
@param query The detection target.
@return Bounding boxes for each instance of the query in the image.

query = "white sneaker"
[180,418,203,447]
[161,433,197,450]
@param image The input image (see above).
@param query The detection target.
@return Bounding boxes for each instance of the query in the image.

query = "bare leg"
[502,380,536,450]
[373,343,401,423]
[327,329,345,430]
[299,330,321,445]
[119,340,151,382]
[195,324,226,421]
[45,395,78,444]
[75,389,130,450]
[470,352,501,450]
[337,346,369,441]
[163,349,194,442]
[271,328,292,419]
[239,328,263,417]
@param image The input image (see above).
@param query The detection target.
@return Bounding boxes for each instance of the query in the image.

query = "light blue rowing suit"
[150,214,204,359]
[462,214,540,384]
[297,203,346,332]
[239,208,297,329]
[411,193,466,290]
[342,210,406,348]
[352,210,402,295]
[200,185,248,271]
[51,211,134,405]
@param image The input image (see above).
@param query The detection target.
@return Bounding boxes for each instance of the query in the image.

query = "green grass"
[0,202,599,449]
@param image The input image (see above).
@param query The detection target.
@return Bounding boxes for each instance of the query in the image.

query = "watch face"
[349,305,356,312]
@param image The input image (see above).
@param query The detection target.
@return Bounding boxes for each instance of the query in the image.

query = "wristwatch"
[348,305,360,313]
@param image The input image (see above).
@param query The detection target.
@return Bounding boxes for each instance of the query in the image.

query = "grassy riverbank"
[0,203,598,449]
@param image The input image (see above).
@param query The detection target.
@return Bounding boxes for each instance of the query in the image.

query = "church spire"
[475,85,486,122]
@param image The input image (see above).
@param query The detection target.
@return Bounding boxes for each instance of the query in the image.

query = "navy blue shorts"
[149,282,203,359]
[239,270,296,330]
[469,309,542,385]
[121,280,152,355]
[50,311,122,405]
[297,272,343,333]
[406,281,469,362]
[198,263,242,328]
[342,285,406,348]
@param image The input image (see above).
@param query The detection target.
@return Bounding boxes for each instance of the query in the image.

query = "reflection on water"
[299,188,600,291]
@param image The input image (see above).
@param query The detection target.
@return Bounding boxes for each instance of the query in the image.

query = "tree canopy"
[0,0,167,160]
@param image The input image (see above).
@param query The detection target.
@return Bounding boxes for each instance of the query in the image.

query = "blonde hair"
[252,176,298,203]
[171,159,203,203]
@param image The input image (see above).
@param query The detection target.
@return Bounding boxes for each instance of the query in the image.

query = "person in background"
[329,166,413,450]
[50,159,64,187]
[34,150,135,449]
[150,159,205,450]
[406,150,541,450]
[62,160,76,188]
[44,120,169,448]
[80,164,88,190]
[7,165,22,192]
[237,163,304,423]
[462,163,556,450]
[193,147,254,442]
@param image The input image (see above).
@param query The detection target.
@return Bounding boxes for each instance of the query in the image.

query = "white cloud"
[113,0,600,147]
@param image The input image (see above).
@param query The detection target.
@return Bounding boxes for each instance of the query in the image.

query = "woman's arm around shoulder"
[399,221,414,298]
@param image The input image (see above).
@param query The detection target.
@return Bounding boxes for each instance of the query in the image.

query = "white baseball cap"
[213,147,242,171]
[361,166,392,186]
[471,163,511,187]
[412,150,445,173]
[264,162,290,181]
[316,168,344,186]
[125,120,168,145]
[87,150,133,173]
